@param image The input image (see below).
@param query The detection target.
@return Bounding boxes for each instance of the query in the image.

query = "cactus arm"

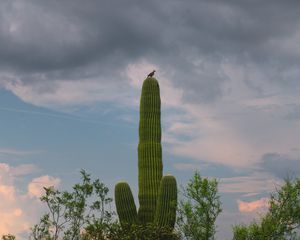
[154,175,178,229]
[115,182,137,226]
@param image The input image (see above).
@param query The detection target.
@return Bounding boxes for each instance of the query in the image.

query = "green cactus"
[115,182,137,225]
[138,77,163,223]
[155,175,177,229]
[114,77,177,230]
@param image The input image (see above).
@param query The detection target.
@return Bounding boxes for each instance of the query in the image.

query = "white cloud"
[0,163,39,184]
[173,163,202,171]
[237,198,269,213]
[125,59,300,168]
[125,59,184,109]
[220,172,282,194]
[1,75,133,110]
[0,185,15,201]
[2,58,300,170]
[0,162,60,238]
[28,175,60,198]
[125,60,257,167]
[0,148,41,156]
[10,164,39,176]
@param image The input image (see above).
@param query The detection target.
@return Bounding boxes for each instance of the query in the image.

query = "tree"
[110,223,181,240]
[177,171,222,240]
[232,178,300,240]
[30,170,114,240]
[1,235,16,240]
[28,169,179,240]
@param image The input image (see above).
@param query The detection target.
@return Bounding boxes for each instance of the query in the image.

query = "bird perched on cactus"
[115,74,177,231]
[147,70,155,77]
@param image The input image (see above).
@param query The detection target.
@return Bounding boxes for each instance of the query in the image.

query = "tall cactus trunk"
[138,77,163,224]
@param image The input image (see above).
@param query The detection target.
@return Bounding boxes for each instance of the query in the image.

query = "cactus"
[115,182,137,225]
[138,77,163,223]
[155,175,177,229]
[115,77,177,230]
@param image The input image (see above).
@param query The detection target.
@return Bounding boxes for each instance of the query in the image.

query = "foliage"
[30,170,114,240]
[124,223,180,240]
[177,171,222,240]
[1,235,16,240]
[105,223,181,240]
[232,178,300,240]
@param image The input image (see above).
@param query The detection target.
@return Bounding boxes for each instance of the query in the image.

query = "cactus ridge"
[114,77,177,230]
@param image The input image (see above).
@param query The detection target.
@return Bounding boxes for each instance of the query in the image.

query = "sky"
[1,0,300,239]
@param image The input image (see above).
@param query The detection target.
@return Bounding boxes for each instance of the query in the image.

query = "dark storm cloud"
[1,0,300,100]
[0,0,166,73]
[285,105,300,121]
[260,153,300,179]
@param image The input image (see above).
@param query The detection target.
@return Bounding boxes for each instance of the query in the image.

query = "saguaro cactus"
[138,77,163,224]
[115,77,177,230]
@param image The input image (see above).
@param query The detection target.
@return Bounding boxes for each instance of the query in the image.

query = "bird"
[147,70,156,78]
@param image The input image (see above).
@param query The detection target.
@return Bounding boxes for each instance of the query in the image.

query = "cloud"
[2,76,136,109]
[220,173,282,194]
[0,163,60,238]
[28,175,60,198]
[1,1,300,170]
[126,60,256,167]
[216,210,262,240]
[0,163,38,185]
[0,0,166,72]
[237,198,269,213]
[125,59,300,169]
[1,0,300,104]
[173,163,201,171]
[11,164,39,177]
[0,148,41,156]
[2,2,300,237]
[259,153,300,179]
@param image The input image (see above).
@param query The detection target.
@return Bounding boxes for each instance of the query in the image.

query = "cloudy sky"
[1,0,300,238]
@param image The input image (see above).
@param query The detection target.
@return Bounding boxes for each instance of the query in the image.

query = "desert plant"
[30,170,114,240]
[115,77,177,230]
[232,177,300,240]
[177,171,222,240]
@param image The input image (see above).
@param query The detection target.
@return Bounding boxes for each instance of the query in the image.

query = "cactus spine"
[115,76,177,230]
